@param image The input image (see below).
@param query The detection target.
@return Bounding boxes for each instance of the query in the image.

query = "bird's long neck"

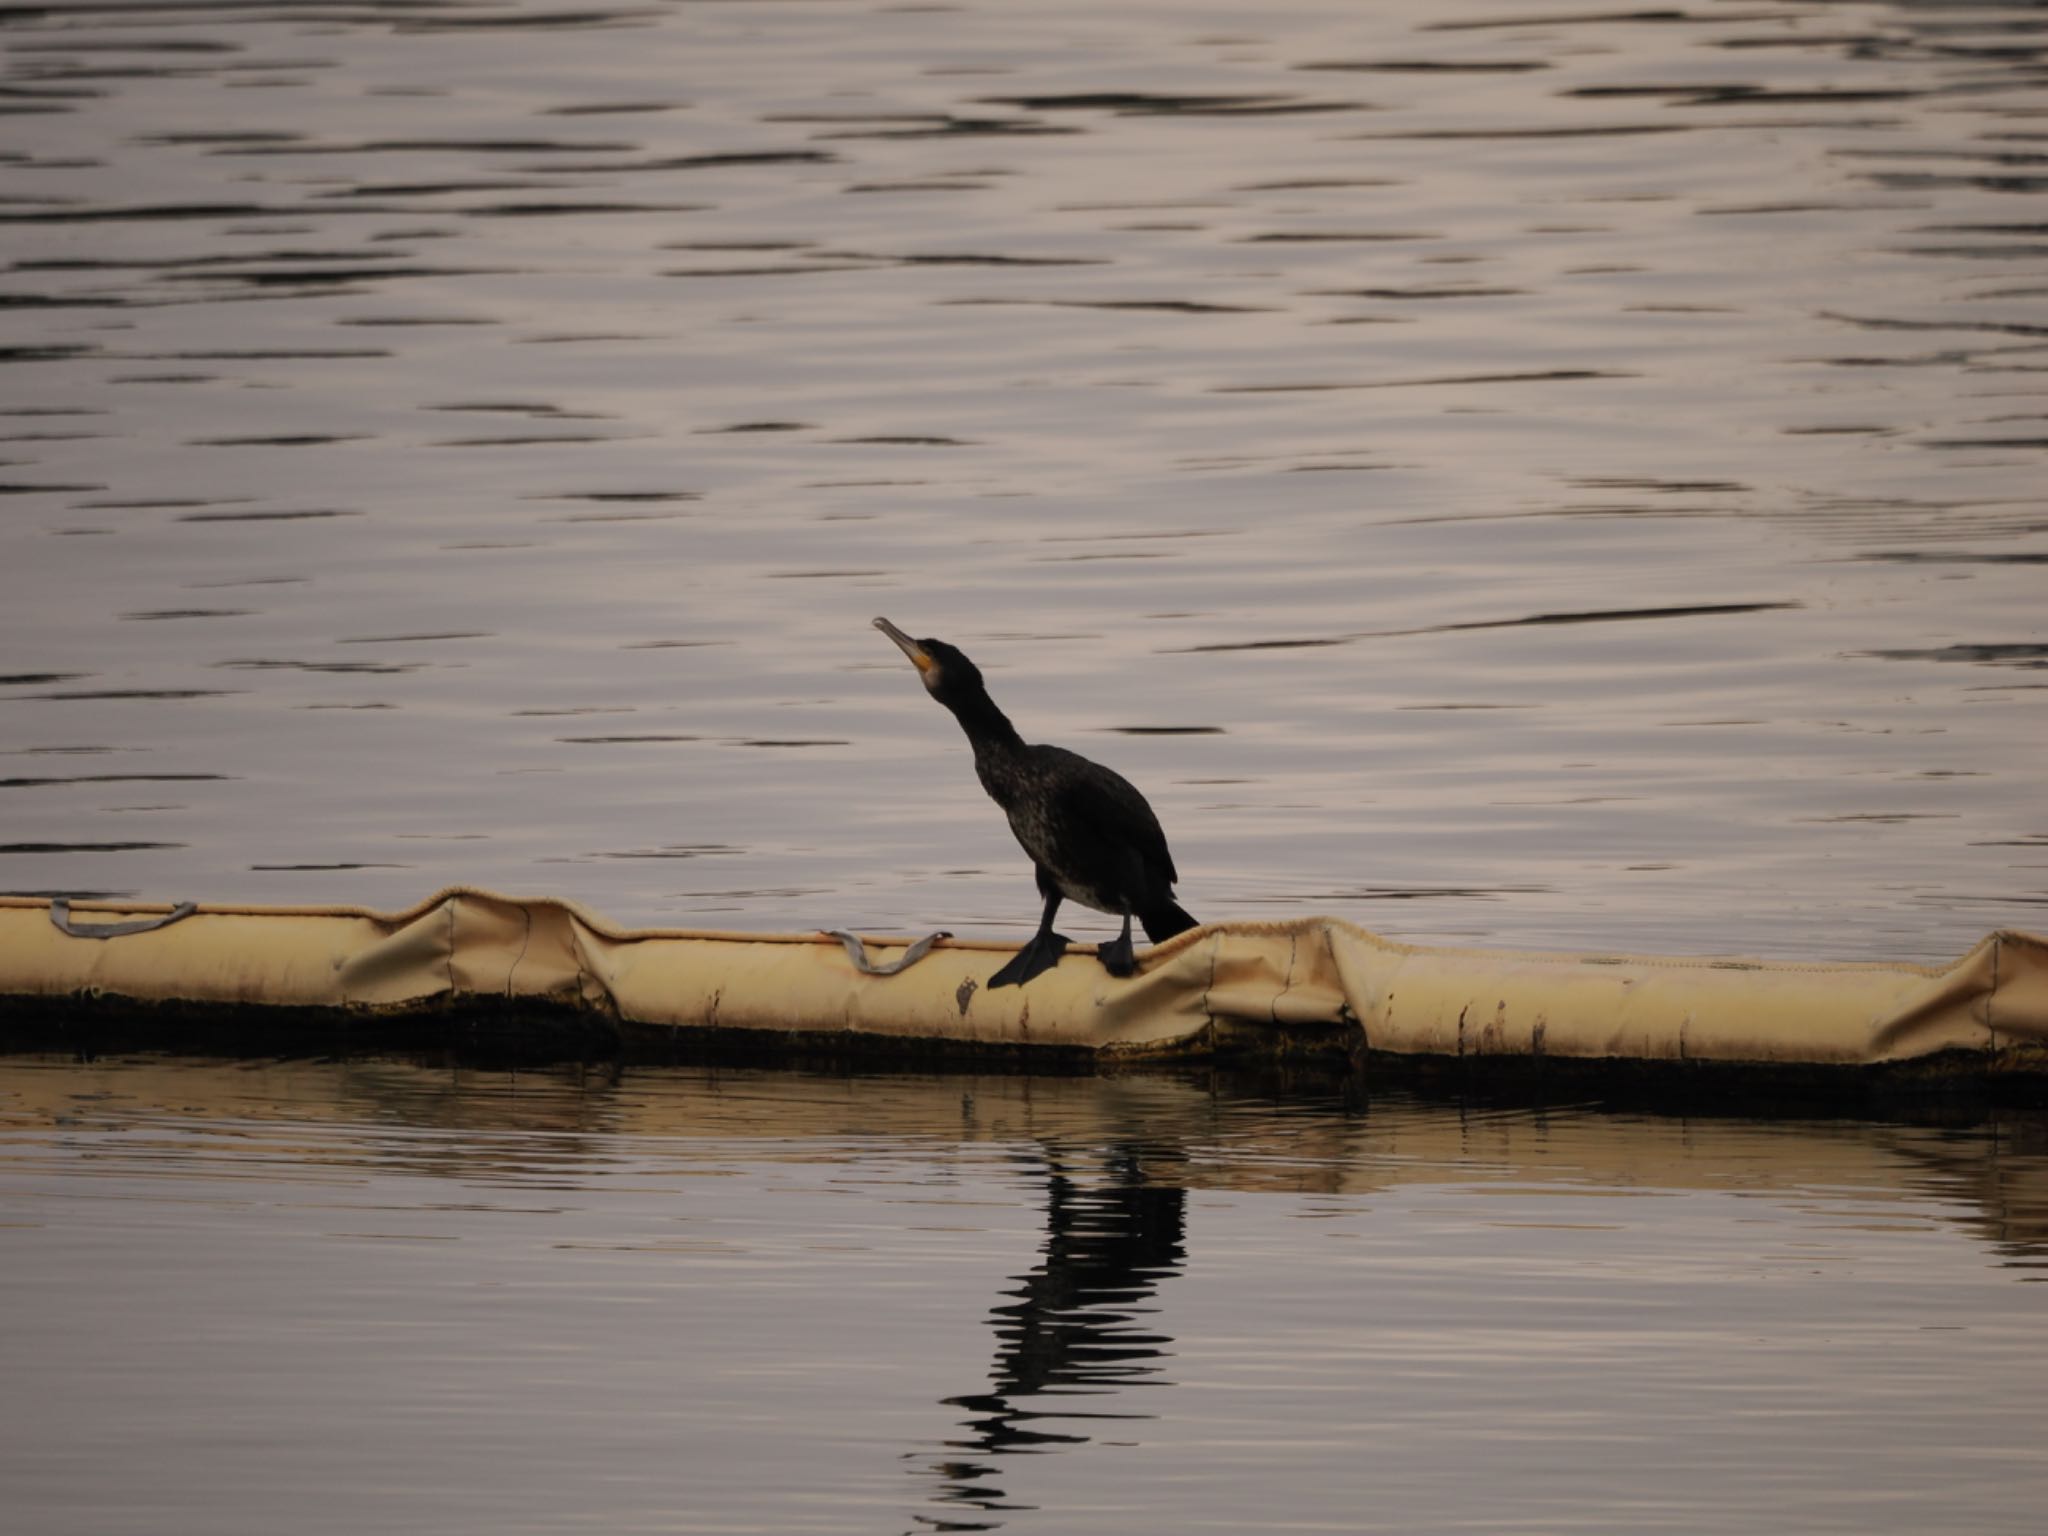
[945,686,1025,764]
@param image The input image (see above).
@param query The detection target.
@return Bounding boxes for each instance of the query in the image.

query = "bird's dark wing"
[1036,745,1179,888]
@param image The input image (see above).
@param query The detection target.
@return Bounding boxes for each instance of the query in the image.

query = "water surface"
[3,1056,2046,1535]
[1,0,2044,958]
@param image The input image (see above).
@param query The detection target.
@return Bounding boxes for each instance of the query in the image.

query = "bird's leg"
[1097,911,1137,978]
[989,889,1069,988]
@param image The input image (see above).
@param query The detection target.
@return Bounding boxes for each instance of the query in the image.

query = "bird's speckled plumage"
[973,740,1177,920]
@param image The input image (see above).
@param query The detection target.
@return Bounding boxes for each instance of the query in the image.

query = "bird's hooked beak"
[874,616,936,680]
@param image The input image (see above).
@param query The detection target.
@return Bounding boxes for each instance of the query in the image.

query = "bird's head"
[874,617,985,709]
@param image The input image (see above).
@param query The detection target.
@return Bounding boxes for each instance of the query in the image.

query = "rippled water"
[2,0,2044,959]
[1,1056,2044,1535]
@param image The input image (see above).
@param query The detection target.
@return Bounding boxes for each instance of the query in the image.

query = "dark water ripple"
[0,0,2042,958]
[5,1059,2048,1535]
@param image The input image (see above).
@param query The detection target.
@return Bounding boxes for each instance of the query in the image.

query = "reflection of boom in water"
[917,1148,1186,1526]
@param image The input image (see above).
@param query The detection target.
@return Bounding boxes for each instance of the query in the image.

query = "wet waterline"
[2,1053,2047,1535]
[1,0,2045,959]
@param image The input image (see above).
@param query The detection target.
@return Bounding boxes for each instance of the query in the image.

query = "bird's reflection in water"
[915,1146,1186,1529]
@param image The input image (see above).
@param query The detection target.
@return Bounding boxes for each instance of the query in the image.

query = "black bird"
[875,617,1198,987]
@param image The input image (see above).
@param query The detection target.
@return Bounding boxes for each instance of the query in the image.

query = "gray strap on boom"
[824,929,951,976]
[50,898,198,939]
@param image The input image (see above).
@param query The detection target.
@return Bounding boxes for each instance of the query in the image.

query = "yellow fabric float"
[2,888,2043,1070]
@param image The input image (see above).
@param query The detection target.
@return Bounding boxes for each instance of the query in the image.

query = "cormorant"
[875,617,1198,987]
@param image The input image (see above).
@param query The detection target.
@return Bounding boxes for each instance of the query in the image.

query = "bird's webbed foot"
[1096,929,1138,979]
[989,929,1071,988]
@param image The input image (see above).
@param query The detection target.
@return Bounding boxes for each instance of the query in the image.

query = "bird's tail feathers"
[1139,899,1199,944]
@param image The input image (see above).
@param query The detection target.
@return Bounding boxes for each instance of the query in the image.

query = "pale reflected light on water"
[3,1057,2047,1535]
[0,0,2042,960]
